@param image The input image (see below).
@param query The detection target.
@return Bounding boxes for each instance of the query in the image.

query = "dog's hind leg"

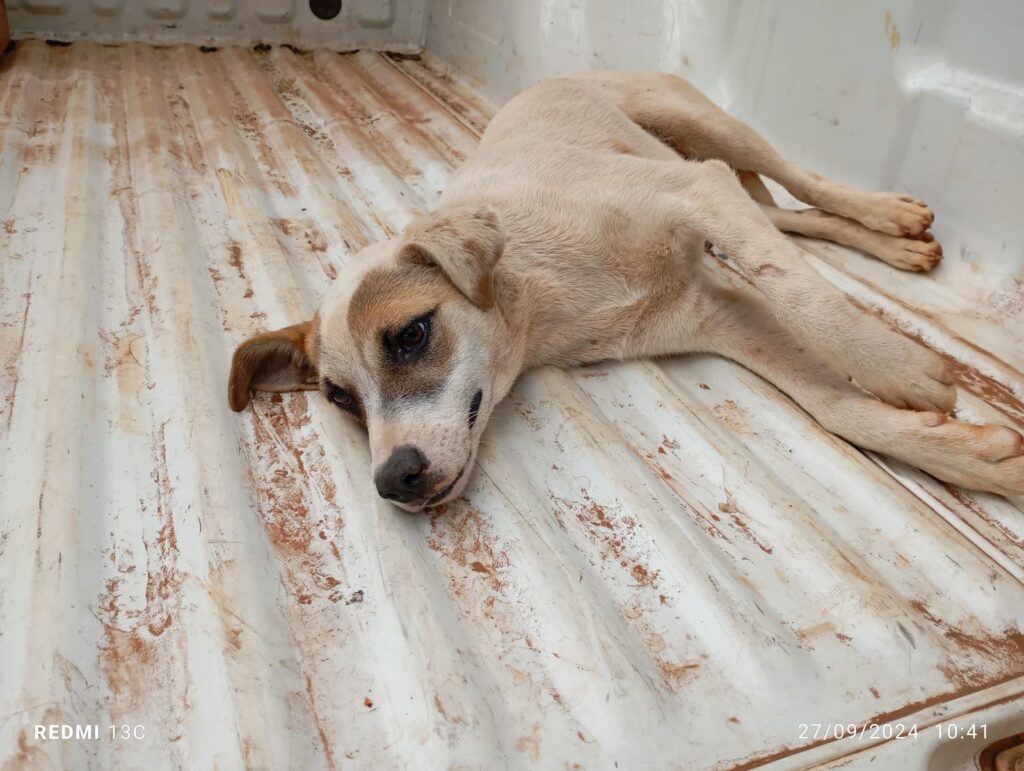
[693,278,1024,496]
[658,158,954,412]
[735,170,943,271]
[758,203,944,271]
[599,71,935,238]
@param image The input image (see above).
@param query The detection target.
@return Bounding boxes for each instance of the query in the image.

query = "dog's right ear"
[399,205,505,309]
[228,320,319,411]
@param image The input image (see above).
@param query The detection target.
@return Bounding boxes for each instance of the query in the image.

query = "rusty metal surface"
[1,41,1023,770]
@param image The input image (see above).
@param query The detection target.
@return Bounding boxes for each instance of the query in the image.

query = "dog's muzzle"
[374,445,429,504]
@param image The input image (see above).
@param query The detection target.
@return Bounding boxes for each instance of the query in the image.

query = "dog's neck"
[487,275,530,403]
[486,225,576,398]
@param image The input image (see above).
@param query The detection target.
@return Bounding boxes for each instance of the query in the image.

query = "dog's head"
[228,205,506,511]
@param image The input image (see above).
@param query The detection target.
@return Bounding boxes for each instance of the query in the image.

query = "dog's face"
[228,205,505,512]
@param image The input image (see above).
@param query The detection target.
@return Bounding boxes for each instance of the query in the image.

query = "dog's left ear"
[228,320,320,411]
[399,205,505,309]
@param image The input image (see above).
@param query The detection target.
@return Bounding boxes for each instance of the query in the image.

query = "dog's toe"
[872,233,942,271]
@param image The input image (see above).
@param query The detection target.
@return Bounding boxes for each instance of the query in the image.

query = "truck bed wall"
[5,0,426,50]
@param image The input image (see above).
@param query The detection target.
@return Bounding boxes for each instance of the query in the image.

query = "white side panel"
[6,0,425,50]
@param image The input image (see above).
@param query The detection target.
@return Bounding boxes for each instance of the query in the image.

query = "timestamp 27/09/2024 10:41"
[798,723,988,741]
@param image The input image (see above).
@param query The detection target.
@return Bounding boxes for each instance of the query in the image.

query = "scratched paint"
[0,40,1023,771]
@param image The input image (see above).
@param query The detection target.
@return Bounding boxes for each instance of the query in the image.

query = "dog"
[228,70,1024,510]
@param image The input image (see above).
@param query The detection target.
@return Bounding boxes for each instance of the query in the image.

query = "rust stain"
[428,503,509,593]
[97,418,186,736]
[943,483,1024,556]
[660,435,680,451]
[227,241,247,280]
[634,441,733,543]
[306,229,329,254]
[861,671,1024,740]
[549,491,701,692]
[246,393,346,608]
[721,602,1024,768]
[433,693,465,725]
[166,90,210,177]
[470,559,493,576]
[514,400,544,431]
[97,305,143,376]
[728,512,773,555]
[631,563,659,588]
[515,723,542,763]
[427,500,575,717]
[200,50,304,200]
[712,399,756,436]
[340,54,468,168]
[1,731,47,771]
[659,659,701,685]
[884,11,901,50]
[795,620,835,642]
[551,490,661,589]
[3,281,32,432]
[384,54,493,136]
[303,674,338,770]
[107,61,161,321]
[720,492,773,555]
[259,48,419,184]
[910,599,1024,672]
[724,619,1024,768]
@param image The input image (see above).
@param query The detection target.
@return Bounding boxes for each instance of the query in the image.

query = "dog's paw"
[914,418,1024,496]
[872,232,943,271]
[852,193,934,237]
[853,338,956,413]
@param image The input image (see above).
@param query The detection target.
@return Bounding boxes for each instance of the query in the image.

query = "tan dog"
[229,71,1024,509]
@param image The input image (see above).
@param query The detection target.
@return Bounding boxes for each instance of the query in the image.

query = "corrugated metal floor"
[1,40,1023,770]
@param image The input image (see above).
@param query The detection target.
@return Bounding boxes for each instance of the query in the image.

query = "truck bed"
[1,40,1023,769]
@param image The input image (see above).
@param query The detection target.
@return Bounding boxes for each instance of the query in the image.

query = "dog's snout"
[374,445,428,503]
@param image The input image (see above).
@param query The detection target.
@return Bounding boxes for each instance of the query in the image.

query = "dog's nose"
[374,445,428,503]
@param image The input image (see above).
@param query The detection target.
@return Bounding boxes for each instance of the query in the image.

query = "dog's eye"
[384,312,434,363]
[326,383,352,408]
[398,319,429,353]
[322,380,365,423]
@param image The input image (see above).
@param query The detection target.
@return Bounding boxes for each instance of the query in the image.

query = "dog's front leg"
[667,160,955,413]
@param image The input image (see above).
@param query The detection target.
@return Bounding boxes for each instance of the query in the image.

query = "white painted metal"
[0,1,1022,768]
[6,0,426,50]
